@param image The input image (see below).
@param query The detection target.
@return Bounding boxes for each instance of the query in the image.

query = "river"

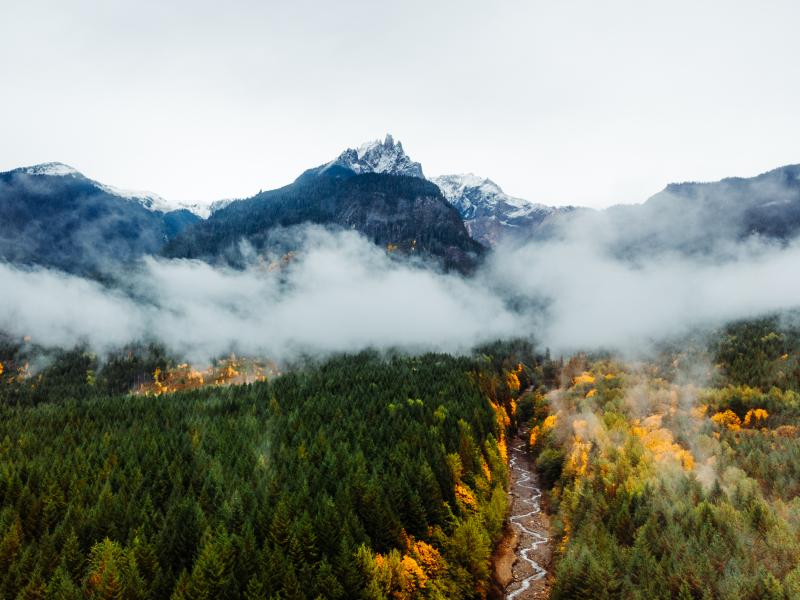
[504,426,550,599]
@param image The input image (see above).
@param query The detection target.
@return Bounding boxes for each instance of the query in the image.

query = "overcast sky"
[2,0,798,209]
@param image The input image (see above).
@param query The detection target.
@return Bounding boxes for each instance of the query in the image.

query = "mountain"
[646,164,800,240]
[164,172,483,272]
[297,134,424,181]
[536,163,800,258]
[297,135,567,247]
[5,145,800,276]
[165,136,485,271]
[431,173,573,246]
[0,163,200,275]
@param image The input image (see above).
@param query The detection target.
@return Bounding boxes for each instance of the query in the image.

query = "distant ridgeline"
[3,140,800,277]
[0,341,540,599]
[548,164,800,259]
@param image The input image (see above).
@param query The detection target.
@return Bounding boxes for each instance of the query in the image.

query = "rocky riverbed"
[494,427,552,599]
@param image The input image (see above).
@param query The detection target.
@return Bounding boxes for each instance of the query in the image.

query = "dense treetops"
[0,343,536,599]
[526,318,800,599]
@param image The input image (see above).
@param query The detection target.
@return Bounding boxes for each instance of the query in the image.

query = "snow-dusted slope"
[21,162,82,177]
[95,183,174,213]
[14,162,182,214]
[430,173,569,246]
[432,173,554,221]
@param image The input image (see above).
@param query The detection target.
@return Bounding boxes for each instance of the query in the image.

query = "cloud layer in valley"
[0,227,518,363]
[2,224,800,364]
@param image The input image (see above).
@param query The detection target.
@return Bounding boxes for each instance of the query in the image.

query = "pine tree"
[169,570,191,600]
[314,558,344,599]
[234,524,259,593]
[45,565,81,600]
[186,531,234,600]
[17,570,47,600]
[270,500,292,549]
[131,529,160,590]
[0,515,23,573]
[244,576,267,600]
[84,539,125,600]
[281,565,304,600]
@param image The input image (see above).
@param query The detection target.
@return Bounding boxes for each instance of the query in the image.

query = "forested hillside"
[0,165,199,276]
[0,345,535,599]
[526,317,800,599]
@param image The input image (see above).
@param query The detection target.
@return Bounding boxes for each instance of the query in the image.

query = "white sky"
[1,0,799,209]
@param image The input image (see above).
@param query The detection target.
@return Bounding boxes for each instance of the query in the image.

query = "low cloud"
[486,233,800,354]
[1,227,519,363]
[2,223,800,364]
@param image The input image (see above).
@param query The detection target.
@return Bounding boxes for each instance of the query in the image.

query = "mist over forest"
[3,208,800,368]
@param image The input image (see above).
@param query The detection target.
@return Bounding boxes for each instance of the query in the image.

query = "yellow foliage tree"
[372,549,428,599]
[455,483,478,510]
[505,370,521,393]
[631,417,694,471]
[711,409,742,431]
[573,372,596,386]
[409,538,444,577]
[743,408,768,427]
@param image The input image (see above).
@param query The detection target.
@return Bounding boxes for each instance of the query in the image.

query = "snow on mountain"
[95,182,174,213]
[431,174,550,220]
[313,134,559,229]
[14,139,571,240]
[209,199,235,214]
[303,136,567,246]
[13,162,201,216]
[316,134,424,178]
[170,199,235,219]
[21,162,81,177]
[429,173,571,246]
[310,134,552,223]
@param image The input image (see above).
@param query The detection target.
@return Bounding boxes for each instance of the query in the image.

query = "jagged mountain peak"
[356,133,400,158]
[305,134,424,180]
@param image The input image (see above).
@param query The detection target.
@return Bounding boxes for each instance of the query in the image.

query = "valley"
[4,2,800,598]
[2,137,800,600]
[3,316,800,598]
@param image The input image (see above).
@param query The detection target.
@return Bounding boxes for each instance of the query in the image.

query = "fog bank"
[3,225,800,363]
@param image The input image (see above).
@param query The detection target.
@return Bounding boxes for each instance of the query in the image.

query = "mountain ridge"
[3,142,800,275]
[164,172,484,272]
